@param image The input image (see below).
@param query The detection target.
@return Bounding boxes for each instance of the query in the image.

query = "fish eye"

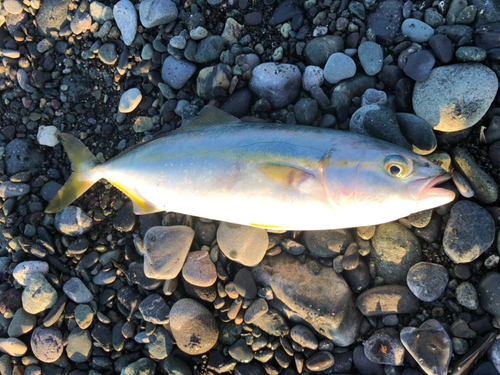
[384,156,411,178]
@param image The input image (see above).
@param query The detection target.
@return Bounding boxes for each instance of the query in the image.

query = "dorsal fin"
[183,105,241,129]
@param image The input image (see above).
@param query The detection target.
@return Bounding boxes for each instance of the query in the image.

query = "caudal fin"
[45,134,101,213]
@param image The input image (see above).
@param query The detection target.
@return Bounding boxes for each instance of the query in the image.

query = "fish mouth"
[408,172,455,201]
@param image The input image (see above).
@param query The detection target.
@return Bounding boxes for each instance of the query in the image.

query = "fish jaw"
[407,172,456,208]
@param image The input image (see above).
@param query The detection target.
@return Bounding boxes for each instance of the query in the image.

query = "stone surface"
[161,56,197,90]
[253,252,361,346]
[22,273,58,314]
[143,226,194,280]
[413,64,498,132]
[8,308,36,337]
[12,261,49,286]
[139,0,178,28]
[443,200,495,263]
[402,18,435,42]
[36,0,71,37]
[249,63,302,108]
[356,285,420,316]
[358,41,384,76]
[400,320,452,375]
[169,298,219,355]
[67,328,92,363]
[303,35,344,67]
[323,53,356,84]
[370,222,422,284]
[477,273,500,317]
[407,262,449,302]
[0,338,27,357]
[30,326,63,363]
[217,222,269,267]
[113,0,137,46]
[119,88,142,113]
[63,277,94,303]
[139,294,170,324]
[364,328,405,365]
[182,250,217,287]
[54,206,93,236]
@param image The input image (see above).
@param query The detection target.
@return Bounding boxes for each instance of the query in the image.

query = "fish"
[45,106,455,230]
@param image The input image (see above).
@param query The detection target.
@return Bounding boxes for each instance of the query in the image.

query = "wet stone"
[169,298,219,355]
[364,328,405,365]
[370,222,422,284]
[31,326,63,363]
[456,46,487,62]
[443,200,495,263]
[407,262,448,302]
[143,225,194,280]
[217,222,269,267]
[396,113,437,155]
[450,319,476,339]
[356,285,420,316]
[401,319,452,375]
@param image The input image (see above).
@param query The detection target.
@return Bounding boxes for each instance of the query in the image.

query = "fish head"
[322,140,456,220]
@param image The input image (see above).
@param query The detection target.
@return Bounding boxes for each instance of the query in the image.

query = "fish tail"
[45,133,101,213]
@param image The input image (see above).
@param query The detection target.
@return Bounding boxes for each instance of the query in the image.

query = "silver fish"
[46,106,455,230]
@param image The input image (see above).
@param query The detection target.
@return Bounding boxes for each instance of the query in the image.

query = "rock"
[443,201,495,263]
[412,64,498,132]
[36,0,71,37]
[249,63,302,108]
[349,105,412,150]
[190,26,208,40]
[133,117,154,133]
[75,304,94,329]
[37,126,60,147]
[143,226,194,280]
[148,327,174,360]
[169,299,218,355]
[63,277,93,303]
[31,326,63,363]
[70,7,92,35]
[121,358,156,375]
[403,50,435,82]
[182,250,217,287]
[477,273,500,316]
[196,64,232,101]
[161,56,197,90]
[268,0,303,25]
[451,319,476,339]
[194,36,224,63]
[395,113,437,155]
[54,206,93,236]
[67,328,92,363]
[229,339,253,363]
[0,181,30,199]
[302,229,352,258]
[370,222,422,284]
[97,42,117,65]
[401,19,435,42]
[220,89,252,118]
[400,320,452,375]
[358,41,384,76]
[303,35,344,67]
[139,294,170,324]
[253,252,361,346]
[302,66,324,92]
[306,351,335,371]
[113,0,137,46]
[489,340,500,373]
[451,147,498,204]
[139,0,178,28]
[356,285,420,316]
[294,98,318,125]
[456,282,479,310]
[22,273,57,314]
[331,74,377,107]
[90,2,113,22]
[4,0,24,14]
[406,262,448,302]
[252,309,289,337]
[13,261,49,286]
[221,18,244,44]
[367,0,404,46]
[8,308,36,337]
[290,325,318,350]
[5,138,43,175]
[364,328,405,365]
[323,53,357,84]
[429,34,453,63]
[0,288,22,317]
[243,298,268,324]
[170,36,186,49]
[217,222,269,267]
[161,356,192,375]
[456,46,487,62]
[0,338,27,357]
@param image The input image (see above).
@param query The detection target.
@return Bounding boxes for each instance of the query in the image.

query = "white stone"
[13,261,49,286]
[37,126,60,147]
[113,0,137,46]
[119,88,142,113]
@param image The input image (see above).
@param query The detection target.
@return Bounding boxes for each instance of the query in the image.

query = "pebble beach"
[1,0,500,374]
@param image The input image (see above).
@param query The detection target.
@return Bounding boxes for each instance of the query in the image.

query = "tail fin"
[45,134,101,213]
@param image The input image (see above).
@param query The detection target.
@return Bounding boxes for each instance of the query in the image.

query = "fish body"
[46,107,455,230]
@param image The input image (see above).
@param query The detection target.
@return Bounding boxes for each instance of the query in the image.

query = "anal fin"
[108,180,162,215]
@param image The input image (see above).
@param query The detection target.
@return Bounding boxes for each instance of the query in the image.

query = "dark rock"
[356,285,420,316]
[5,139,43,175]
[403,50,435,82]
[220,89,252,118]
[268,0,303,26]
[367,0,404,46]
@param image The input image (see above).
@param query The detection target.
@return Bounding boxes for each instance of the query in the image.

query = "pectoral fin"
[257,163,314,187]
[108,180,161,215]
